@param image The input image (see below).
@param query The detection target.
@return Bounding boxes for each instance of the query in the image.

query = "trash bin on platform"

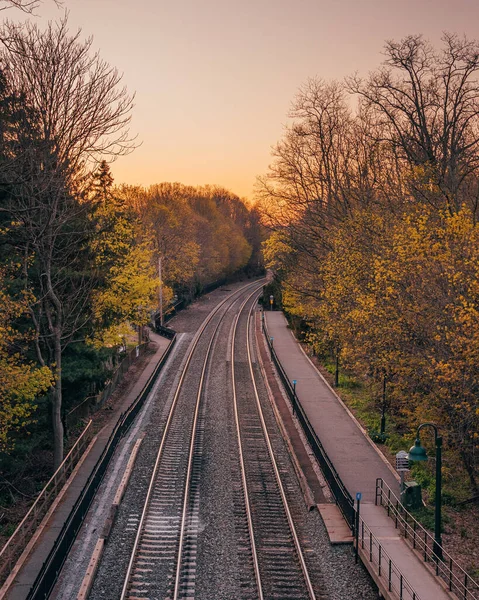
[401,481,422,509]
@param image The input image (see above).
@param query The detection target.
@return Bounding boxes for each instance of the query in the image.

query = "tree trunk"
[52,329,64,470]
[45,265,64,470]
[380,376,387,434]
[460,449,479,497]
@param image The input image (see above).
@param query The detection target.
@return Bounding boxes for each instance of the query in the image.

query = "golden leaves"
[0,268,53,452]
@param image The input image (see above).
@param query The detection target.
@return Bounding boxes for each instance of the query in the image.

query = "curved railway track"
[115,279,324,600]
[50,277,378,600]
[231,292,318,600]
[119,281,263,600]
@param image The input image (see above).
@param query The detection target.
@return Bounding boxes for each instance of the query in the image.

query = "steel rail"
[119,280,262,600]
[230,289,266,600]
[173,282,265,599]
[242,296,317,600]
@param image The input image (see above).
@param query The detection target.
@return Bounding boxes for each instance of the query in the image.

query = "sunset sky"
[17,0,479,201]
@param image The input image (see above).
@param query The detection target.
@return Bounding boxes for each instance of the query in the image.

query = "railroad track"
[119,281,264,600]
[230,292,318,600]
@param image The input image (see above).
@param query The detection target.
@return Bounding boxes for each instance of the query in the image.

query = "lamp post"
[408,422,443,560]
[158,256,164,327]
[292,379,297,414]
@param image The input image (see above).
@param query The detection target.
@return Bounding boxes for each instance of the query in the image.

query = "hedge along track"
[230,292,317,600]
[119,281,264,600]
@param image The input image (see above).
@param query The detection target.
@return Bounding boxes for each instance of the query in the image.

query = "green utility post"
[408,423,443,560]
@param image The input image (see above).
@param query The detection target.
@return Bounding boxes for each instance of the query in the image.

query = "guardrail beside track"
[262,314,355,531]
[25,334,177,600]
[0,422,94,588]
[376,478,479,600]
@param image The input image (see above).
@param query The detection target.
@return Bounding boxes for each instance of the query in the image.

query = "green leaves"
[0,269,53,453]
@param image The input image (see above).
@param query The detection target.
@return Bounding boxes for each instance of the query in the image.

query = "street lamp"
[158,256,164,327]
[408,422,443,560]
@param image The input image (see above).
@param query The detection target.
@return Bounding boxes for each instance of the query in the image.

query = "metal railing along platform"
[357,513,422,600]
[376,478,479,600]
[262,314,355,530]
[0,421,94,586]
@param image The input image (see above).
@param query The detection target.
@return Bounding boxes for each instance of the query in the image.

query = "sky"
[11,0,479,201]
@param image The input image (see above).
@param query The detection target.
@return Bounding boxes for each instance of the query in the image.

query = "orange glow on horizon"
[17,0,479,204]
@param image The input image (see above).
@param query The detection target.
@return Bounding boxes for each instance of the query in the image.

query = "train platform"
[264,311,455,600]
[2,332,171,600]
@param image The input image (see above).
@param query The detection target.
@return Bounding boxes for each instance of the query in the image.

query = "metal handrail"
[0,420,94,585]
[25,333,177,600]
[376,478,479,599]
[357,513,422,600]
[262,315,355,531]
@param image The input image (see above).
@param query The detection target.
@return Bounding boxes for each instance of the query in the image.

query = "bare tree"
[1,17,136,185]
[348,34,479,216]
[0,17,135,468]
[0,0,61,13]
[256,77,386,295]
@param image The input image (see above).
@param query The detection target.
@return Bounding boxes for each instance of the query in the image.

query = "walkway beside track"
[3,332,171,600]
[264,311,454,600]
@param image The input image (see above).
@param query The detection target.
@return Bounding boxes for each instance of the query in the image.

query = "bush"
[369,430,389,444]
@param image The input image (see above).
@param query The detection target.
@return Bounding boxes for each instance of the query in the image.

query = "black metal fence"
[262,316,355,531]
[357,513,422,600]
[26,334,177,600]
[376,478,479,600]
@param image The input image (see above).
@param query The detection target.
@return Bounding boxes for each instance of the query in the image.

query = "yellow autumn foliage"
[0,270,53,452]
[265,204,479,483]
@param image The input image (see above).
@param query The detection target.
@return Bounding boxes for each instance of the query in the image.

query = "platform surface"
[265,311,455,600]
[317,504,353,544]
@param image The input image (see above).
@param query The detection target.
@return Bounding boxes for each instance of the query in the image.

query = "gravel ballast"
[51,280,378,600]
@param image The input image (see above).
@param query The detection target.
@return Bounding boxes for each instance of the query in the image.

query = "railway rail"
[231,292,318,600]
[16,278,379,600]
[119,281,264,600]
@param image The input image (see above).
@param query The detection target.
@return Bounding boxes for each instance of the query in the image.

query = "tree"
[89,163,160,347]
[348,34,479,217]
[259,35,479,494]
[0,18,135,468]
[0,0,60,12]
[0,267,53,452]
[121,183,253,301]
[0,18,135,185]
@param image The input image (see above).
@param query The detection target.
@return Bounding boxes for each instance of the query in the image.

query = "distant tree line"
[0,11,260,477]
[259,34,479,495]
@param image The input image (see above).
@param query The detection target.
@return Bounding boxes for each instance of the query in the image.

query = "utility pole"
[159,256,164,327]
